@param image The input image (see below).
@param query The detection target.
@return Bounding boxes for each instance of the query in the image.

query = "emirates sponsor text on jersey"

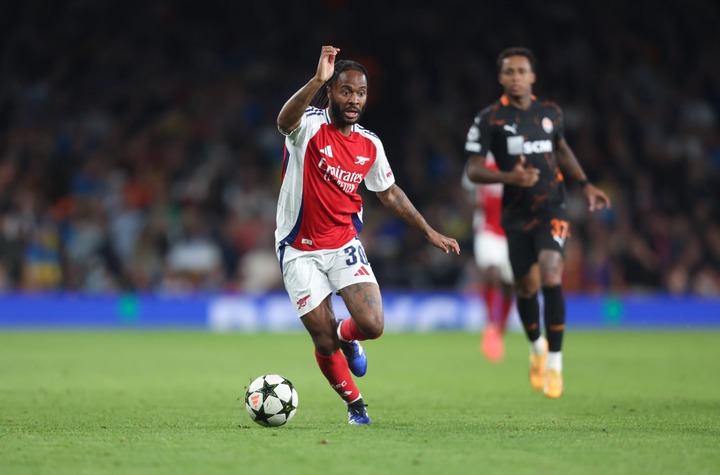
[318,157,364,193]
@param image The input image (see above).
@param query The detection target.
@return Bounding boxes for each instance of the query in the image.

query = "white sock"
[547,352,562,371]
[336,320,346,342]
[530,336,546,355]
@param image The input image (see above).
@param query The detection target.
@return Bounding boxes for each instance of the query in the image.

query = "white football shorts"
[279,237,377,317]
[474,231,514,284]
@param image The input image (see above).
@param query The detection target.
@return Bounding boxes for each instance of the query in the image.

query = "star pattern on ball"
[245,375,299,427]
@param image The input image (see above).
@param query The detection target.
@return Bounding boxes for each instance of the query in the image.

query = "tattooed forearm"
[376,184,430,235]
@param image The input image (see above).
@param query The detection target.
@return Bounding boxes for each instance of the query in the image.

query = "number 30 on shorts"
[343,243,369,266]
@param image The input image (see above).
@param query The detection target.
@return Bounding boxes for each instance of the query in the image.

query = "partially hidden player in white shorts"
[474,231,514,286]
[463,159,515,362]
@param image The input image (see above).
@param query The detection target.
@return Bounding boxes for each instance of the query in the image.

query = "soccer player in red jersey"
[276,46,460,423]
[463,153,514,362]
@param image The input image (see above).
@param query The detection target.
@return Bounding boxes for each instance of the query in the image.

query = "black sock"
[516,294,541,342]
[542,285,565,352]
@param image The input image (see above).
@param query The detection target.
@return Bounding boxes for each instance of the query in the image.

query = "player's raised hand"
[583,184,611,212]
[316,46,340,83]
[507,158,540,187]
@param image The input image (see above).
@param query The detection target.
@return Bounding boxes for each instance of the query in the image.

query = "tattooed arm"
[375,184,460,255]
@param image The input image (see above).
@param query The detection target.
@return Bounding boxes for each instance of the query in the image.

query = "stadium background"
[0,1,718,328]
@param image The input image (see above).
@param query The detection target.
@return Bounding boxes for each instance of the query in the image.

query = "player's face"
[328,69,367,127]
[499,55,535,98]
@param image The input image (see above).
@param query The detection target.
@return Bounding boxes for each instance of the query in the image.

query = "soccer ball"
[245,374,299,427]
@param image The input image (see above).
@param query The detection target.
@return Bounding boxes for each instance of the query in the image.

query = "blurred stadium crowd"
[0,1,718,295]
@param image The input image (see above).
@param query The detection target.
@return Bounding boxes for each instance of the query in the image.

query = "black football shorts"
[505,218,569,278]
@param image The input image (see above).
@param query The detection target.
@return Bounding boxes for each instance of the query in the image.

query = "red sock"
[338,318,372,342]
[314,350,360,403]
[483,287,501,327]
[500,297,513,333]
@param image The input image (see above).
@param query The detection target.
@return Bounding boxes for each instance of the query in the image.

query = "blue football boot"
[347,402,371,425]
[337,319,367,377]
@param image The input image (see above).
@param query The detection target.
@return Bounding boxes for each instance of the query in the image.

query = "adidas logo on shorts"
[354,266,370,277]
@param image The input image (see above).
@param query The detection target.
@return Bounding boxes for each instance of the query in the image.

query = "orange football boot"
[544,368,563,399]
[529,338,548,391]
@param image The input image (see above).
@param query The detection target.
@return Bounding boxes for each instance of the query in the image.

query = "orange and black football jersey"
[465,95,569,231]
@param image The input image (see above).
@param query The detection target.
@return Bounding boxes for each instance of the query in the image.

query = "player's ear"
[530,71,536,85]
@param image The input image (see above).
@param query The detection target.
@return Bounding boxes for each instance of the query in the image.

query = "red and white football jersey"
[275,107,395,251]
[474,154,505,237]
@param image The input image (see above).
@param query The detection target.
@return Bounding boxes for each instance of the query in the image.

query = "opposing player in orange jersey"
[464,47,610,398]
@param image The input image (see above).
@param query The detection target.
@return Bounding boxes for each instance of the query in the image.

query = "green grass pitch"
[1,330,718,474]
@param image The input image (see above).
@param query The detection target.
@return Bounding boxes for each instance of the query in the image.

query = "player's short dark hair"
[497,47,537,72]
[310,60,368,109]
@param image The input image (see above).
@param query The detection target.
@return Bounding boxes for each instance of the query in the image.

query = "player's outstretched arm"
[277,46,339,134]
[376,184,460,255]
[556,137,611,211]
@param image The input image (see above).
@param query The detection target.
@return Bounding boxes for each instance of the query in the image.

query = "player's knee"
[541,274,562,287]
[539,253,563,284]
[515,281,539,298]
[514,268,541,298]
[364,326,383,340]
[313,333,338,356]
[539,266,562,286]
[359,314,384,339]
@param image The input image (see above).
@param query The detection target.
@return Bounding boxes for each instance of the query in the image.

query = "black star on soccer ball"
[245,375,298,427]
